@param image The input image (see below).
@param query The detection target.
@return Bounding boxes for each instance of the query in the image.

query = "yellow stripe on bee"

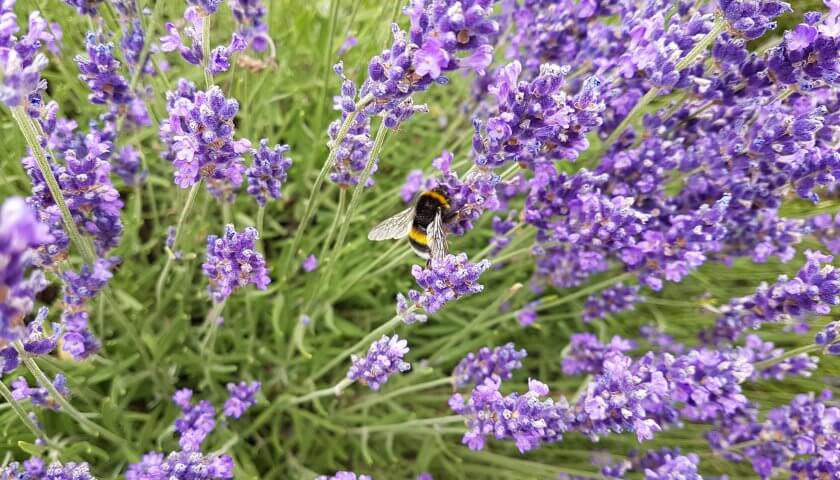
[422,190,450,209]
[409,227,428,246]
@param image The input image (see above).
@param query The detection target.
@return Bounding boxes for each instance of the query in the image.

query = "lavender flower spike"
[407,253,492,314]
[0,457,95,479]
[347,334,410,391]
[223,381,260,418]
[202,225,270,302]
[245,139,292,206]
[316,473,372,480]
[453,343,527,388]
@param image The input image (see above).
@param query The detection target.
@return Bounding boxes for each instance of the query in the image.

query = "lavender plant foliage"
[347,334,410,391]
[202,225,270,302]
[453,343,527,388]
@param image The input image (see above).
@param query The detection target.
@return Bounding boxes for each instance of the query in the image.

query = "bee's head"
[432,185,450,200]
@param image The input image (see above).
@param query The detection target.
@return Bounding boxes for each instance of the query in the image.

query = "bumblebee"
[368,187,452,261]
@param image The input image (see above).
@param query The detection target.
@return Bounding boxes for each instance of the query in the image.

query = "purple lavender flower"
[450,377,570,452]
[208,34,247,74]
[173,388,217,452]
[127,451,234,480]
[719,0,791,40]
[245,139,292,206]
[0,4,52,111]
[571,352,669,442]
[400,169,429,203]
[202,225,270,302]
[347,334,411,391]
[316,473,372,480]
[473,62,605,168]
[10,373,69,410]
[0,197,52,338]
[160,82,251,195]
[0,457,94,479]
[703,250,840,344]
[223,380,259,418]
[453,343,527,388]
[562,334,636,376]
[349,0,499,129]
[60,257,118,359]
[228,0,269,52]
[810,213,840,255]
[395,292,427,325]
[188,0,222,14]
[160,7,205,66]
[582,283,642,323]
[769,14,840,88]
[337,35,357,56]
[114,145,147,186]
[407,253,491,314]
[816,321,840,355]
[515,300,539,327]
[742,334,818,380]
[75,33,132,106]
[668,348,753,423]
[63,0,103,16]
[644,453,702,480]
[302,254,318,273]
[329,64,376,188]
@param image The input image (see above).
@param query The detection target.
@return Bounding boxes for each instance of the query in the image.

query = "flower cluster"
[202,225,270,302]
[581,283,642,323]
[228,0,269,52]
[172,388,217,452]
[11,373,68,410]
[0,197,52,339]
[60,258,119,359]
[810,213,840,254]
[450,378,570,452]
[245,139,292,206]
[0,457,95,479]
[76,33,132,107]
[703,250,840,344]
[0,2,53,111]
[126,451,233,480]
[561,334,636,376]
[223,380,260,418]
[347,334,410,391]
[453,343,527,388]
[407,253,491,314]
[160,82,251,195]
[316,473,372,480]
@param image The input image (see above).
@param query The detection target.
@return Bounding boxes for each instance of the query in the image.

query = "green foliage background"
[0,0,838,478]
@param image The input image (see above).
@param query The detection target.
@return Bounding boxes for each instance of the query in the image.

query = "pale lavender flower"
[302,254,318,273]
[644,453,702,480]
[60,257,118,359]
[223,381,259,418]
[10,373,68,410]
[245,139,292,206]
[75,32,132,106]
[395,292,427,325]
[0,457,94,479]
[453,343,527,388]
[202,225,270,302]
[347,334,410,391]
[407,253,491,314]
[127,451,233,480]
[228,0,269,52]
[562,334,636,376]
[173,388,216,452]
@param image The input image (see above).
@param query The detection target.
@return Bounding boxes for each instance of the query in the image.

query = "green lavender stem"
[278,95,373,283]
[200,300,228,354]
[155,181,202,304]
[0,379,61,451]
[754,344,821,371]
[11,107,96,264]
[16,345,136,458]
[604,15,726,146]
[290,378,353,405]
[319,187,346,261]
[345,376,454,412]
[349,415,463,434]
[309,312,405,383]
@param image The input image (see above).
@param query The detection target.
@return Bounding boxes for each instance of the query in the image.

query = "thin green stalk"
[11,107,96,264]
[314,0,341,141]
[321,122,389,287]
[202,13,213,89]
[346,376,454,412]
[754,344,821,371]
[200,300,227,354]
[319,187,346,261]
[155,182,202,303]
[460,449,608,480]
[257,205,267,236]
[277,96,372,283]
[349,415,463,434]
[290,378,353,405]
[604,15,725,146]
[0,380,61,451]
[309,313,404,383]
[16,345,136,458]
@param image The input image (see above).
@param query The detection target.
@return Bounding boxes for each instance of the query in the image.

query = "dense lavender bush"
[0,0,837,478]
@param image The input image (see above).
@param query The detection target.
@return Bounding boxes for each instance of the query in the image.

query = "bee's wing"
[368,207,415,241]
[427,210,449,261]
